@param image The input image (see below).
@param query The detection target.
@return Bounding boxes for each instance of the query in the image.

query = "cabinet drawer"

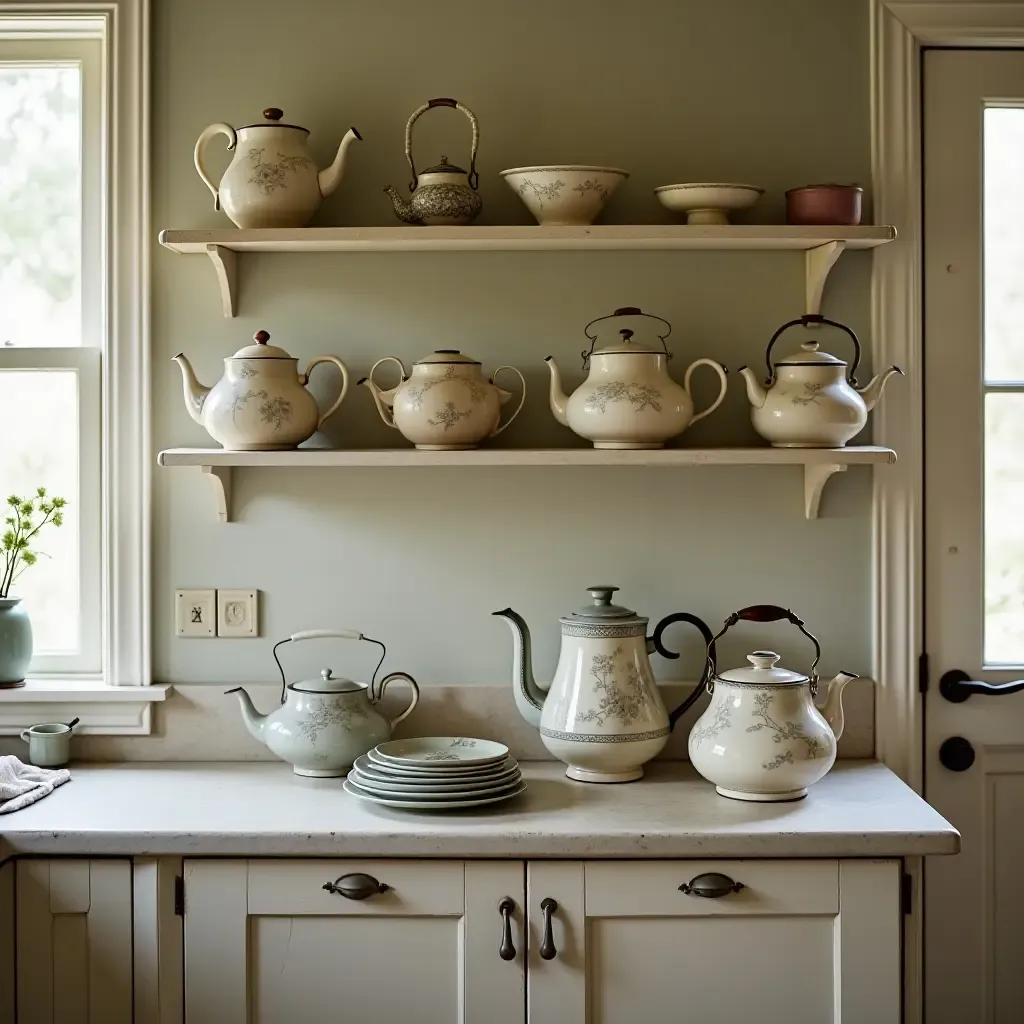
[585,859,838,917]
[246,859,464,916]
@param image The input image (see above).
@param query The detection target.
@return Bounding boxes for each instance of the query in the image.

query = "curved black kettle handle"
[650,612,715,730]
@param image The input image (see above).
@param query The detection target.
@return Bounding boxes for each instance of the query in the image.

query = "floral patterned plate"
[343,777,528,811]
[365,749,517,777]
[353,754,520,788]
[348,768,523,800]
[372,737,509,768]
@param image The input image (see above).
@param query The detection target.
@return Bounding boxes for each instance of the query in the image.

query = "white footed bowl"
[501,165,628,225]
[654,182,764,225]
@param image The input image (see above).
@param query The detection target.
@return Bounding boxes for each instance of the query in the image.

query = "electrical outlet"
[217,589,259,638]
[176,589,216,638]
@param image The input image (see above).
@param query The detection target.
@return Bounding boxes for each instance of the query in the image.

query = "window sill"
[0,680,172,735]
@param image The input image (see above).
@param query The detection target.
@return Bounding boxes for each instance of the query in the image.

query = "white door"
[15,858,134,1024]
[924,49,1024,1024]
[526,859,900,1024]
[182,858,524,1024]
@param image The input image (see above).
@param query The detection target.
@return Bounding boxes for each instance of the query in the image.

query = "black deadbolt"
[938,736,975,772]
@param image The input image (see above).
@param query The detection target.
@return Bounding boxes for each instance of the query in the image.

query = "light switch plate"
[176,589,216,638]
[217,589,259,638]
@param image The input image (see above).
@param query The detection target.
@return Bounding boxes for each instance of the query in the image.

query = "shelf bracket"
[205,244,238,318]
[803,462,846,519]
[804,240,846,319]
[200,465,233,522]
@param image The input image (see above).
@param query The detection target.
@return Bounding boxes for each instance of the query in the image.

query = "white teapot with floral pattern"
[688,605,858,802]
[493,588,713,783]
[546,307,728,448]
[173,330,349,450]
[227,630,419,777]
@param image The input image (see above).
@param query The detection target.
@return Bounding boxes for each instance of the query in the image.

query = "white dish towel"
[0,755,70,814]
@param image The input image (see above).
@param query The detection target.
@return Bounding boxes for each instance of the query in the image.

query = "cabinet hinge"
[918,651,930,694]
[174,875,184,916]
[901,871,913,915]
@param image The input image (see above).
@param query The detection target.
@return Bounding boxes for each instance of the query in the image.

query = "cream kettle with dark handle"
[688,605,858,801]
[226,629,419,777]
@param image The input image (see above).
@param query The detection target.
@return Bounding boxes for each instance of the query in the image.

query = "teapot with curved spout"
[738,314,903,447]
[173,329,350,450]
[687,604,859,801]
[493,587,713,783]
[195,107,361,228]
[227,629,419,777]
[384,99,482,226]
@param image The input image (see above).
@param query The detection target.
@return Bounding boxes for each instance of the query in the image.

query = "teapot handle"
[194,122,237,212]
[489,366,527,436]
[302,356,350,430]
[373,671,420,728]
[682,358,729,426]
[763,314,862,387]
[649,612,716,730]
[405,97,480,192]
[272,630,387,705]
[705,605,822,695]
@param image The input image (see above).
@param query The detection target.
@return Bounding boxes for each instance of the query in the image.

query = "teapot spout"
[384,185,422,224]
[544,357,571,426]
[856,365,904,412]
[738,365,768,410]
[172,353,211,425]
[318,127,362,198]
[225,687,269,743]
[818,671,859,741]
[491,608,545,729]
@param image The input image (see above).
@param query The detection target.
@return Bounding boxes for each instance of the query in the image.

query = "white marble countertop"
[0,760,958,860]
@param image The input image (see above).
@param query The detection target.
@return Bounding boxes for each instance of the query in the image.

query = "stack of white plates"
[344,737,526,810]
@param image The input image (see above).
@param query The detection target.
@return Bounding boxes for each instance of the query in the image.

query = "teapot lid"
[716,651,808,686]
[414,349,481,365]
[583,307,672,365]
[420,155,467,175]
[291,668,365,694]
[775,340,846,367]
[562,586,648,627]
[231,330,295,360]
[239,107,309,133]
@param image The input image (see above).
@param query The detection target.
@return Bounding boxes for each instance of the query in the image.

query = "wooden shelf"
[157,446,897,523]
[157,225,896,318]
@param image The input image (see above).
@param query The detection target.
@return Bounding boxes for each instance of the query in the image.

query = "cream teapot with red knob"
[546,307,728,449]
[173,330,349,450]
[738,314,903,447]
[194,108,362,228]
[688,605,859,802]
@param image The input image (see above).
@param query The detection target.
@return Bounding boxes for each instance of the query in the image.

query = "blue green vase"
[0,598,32,687]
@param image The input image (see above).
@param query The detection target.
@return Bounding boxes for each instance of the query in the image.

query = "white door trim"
[871,4,1024,1022]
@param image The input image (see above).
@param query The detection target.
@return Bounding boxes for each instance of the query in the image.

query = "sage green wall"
[152,0,873,688]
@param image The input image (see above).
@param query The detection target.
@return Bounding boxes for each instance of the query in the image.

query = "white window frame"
[0,0,167,734]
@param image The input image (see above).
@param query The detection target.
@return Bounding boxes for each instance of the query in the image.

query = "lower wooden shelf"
[157,446,896,523]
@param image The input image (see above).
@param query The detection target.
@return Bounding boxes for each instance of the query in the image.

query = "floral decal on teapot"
[690,701,733,746]
[246,147,312,195]
[407,366,488,411]
[584,382,663,414]
[579,647,655,727]
[297,697,368,743]
[746,691,827,769]
[228,388,293,431]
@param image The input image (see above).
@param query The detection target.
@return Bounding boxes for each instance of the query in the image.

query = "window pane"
[985,394,1024,664]
[0,370,79,653]
[0,64,81,348]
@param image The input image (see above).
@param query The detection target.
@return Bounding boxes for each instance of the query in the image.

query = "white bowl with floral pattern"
[501,165,628,225]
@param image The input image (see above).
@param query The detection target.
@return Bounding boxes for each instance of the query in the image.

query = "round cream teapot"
[546,307,728,448]
[738,314,903,447]
[360,350,525,450]
[194,107,362,228]
[688,605,858,802]
[173,330,350,450]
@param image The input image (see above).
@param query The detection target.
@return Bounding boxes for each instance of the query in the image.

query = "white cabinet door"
[183,858,524,1024]
[15,858,133,1024]
[527,859,900,1024]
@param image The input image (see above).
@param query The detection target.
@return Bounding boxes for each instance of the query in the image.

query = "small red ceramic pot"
[785,184,863,226]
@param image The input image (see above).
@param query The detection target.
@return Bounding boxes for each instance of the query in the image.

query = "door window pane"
[0,64,81,348]
[0,370,78,653]
[985,394,1024,664]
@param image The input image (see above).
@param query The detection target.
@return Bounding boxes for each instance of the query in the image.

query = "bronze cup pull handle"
[498,897,516,961]
[322,873,389,901]
[679,872,745,899]
[539,897,558,960]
